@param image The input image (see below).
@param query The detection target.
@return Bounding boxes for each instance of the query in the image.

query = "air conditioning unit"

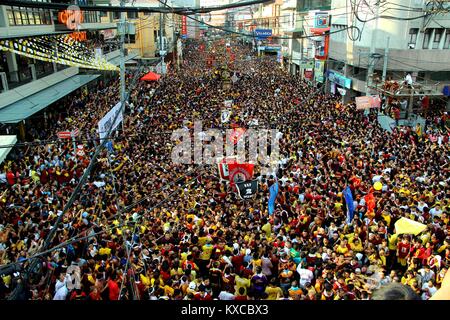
[408,43,415,49]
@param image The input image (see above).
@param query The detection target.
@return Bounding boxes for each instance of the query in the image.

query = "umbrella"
[395,217,427,236]
[140,71,161,81]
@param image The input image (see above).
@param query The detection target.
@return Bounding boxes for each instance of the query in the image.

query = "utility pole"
[119,0,126,105]
[159,0,167,74]
[382,36,390,82]
[365,0,380,95]
[407,87,414,121]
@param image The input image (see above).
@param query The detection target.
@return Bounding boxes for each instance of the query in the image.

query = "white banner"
[98,102,123,141]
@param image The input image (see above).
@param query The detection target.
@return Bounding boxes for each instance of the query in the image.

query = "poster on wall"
[304,69,313,80]
[314,60,325,83]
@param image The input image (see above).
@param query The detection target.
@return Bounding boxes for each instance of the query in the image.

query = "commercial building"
[327,0,450,112]
[0,0,139,148]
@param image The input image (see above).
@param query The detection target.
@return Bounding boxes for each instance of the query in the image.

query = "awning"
[0,74,100,124]
[0,135,17,164]
[109,52,139,66]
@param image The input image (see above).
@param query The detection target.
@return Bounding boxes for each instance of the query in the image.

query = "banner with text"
[355,95,381,110]
[98,102,123,141]
[236,180,259,200]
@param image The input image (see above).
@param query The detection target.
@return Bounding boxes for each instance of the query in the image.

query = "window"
[433,28,444,49]
[113,11,120,20]
[6,6,52,26]
[444,29,450,49]
[423,29,432,49]
[127,12,138,20]
[409,28,418,46]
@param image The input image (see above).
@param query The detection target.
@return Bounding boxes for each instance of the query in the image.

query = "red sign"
[57,131,72,139]
[57,129,79,139]
[181,16,187,37]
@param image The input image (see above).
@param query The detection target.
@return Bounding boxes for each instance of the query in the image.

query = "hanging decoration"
[0,34,119,71]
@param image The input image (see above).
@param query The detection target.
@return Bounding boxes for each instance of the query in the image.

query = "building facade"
[328,0,450,104]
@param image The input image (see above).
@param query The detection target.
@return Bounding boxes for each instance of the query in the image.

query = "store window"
[408,28,418,47]
[6,3,52,26]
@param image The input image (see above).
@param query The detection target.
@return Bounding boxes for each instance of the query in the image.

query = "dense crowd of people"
[0,38,449,300]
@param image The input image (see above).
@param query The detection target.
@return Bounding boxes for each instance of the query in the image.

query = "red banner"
[217,157,236,181]
[181,16,187,37]
[228,163,254,186]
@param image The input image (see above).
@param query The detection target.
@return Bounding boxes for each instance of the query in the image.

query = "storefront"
[327,70,352,102]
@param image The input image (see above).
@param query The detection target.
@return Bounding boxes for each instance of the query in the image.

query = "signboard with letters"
[254,29,272,39]
[328,70,352,89]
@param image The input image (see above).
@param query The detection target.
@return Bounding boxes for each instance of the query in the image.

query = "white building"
[328,0,450,101]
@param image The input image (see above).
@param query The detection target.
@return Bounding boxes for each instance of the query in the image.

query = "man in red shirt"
[397,236,411,269]
[107,274,120,301]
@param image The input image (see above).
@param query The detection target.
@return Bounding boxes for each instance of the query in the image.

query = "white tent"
[0,135,17,165]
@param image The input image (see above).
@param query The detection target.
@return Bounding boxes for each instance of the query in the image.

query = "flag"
[343,186,354,224]
[395,217,427,235]
[268,180,279,215]
[365,192,375,213]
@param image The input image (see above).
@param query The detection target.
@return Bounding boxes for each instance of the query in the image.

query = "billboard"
[314,59,325,83]
[328,70,352,89]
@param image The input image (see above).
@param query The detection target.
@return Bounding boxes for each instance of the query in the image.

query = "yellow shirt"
[200,244,213,260]
[234,276,251,295]
[99,247,111,256]
[350,242,364,252]
[388,234,398,250]
[336,246,349,255]
[265,286,283,300]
